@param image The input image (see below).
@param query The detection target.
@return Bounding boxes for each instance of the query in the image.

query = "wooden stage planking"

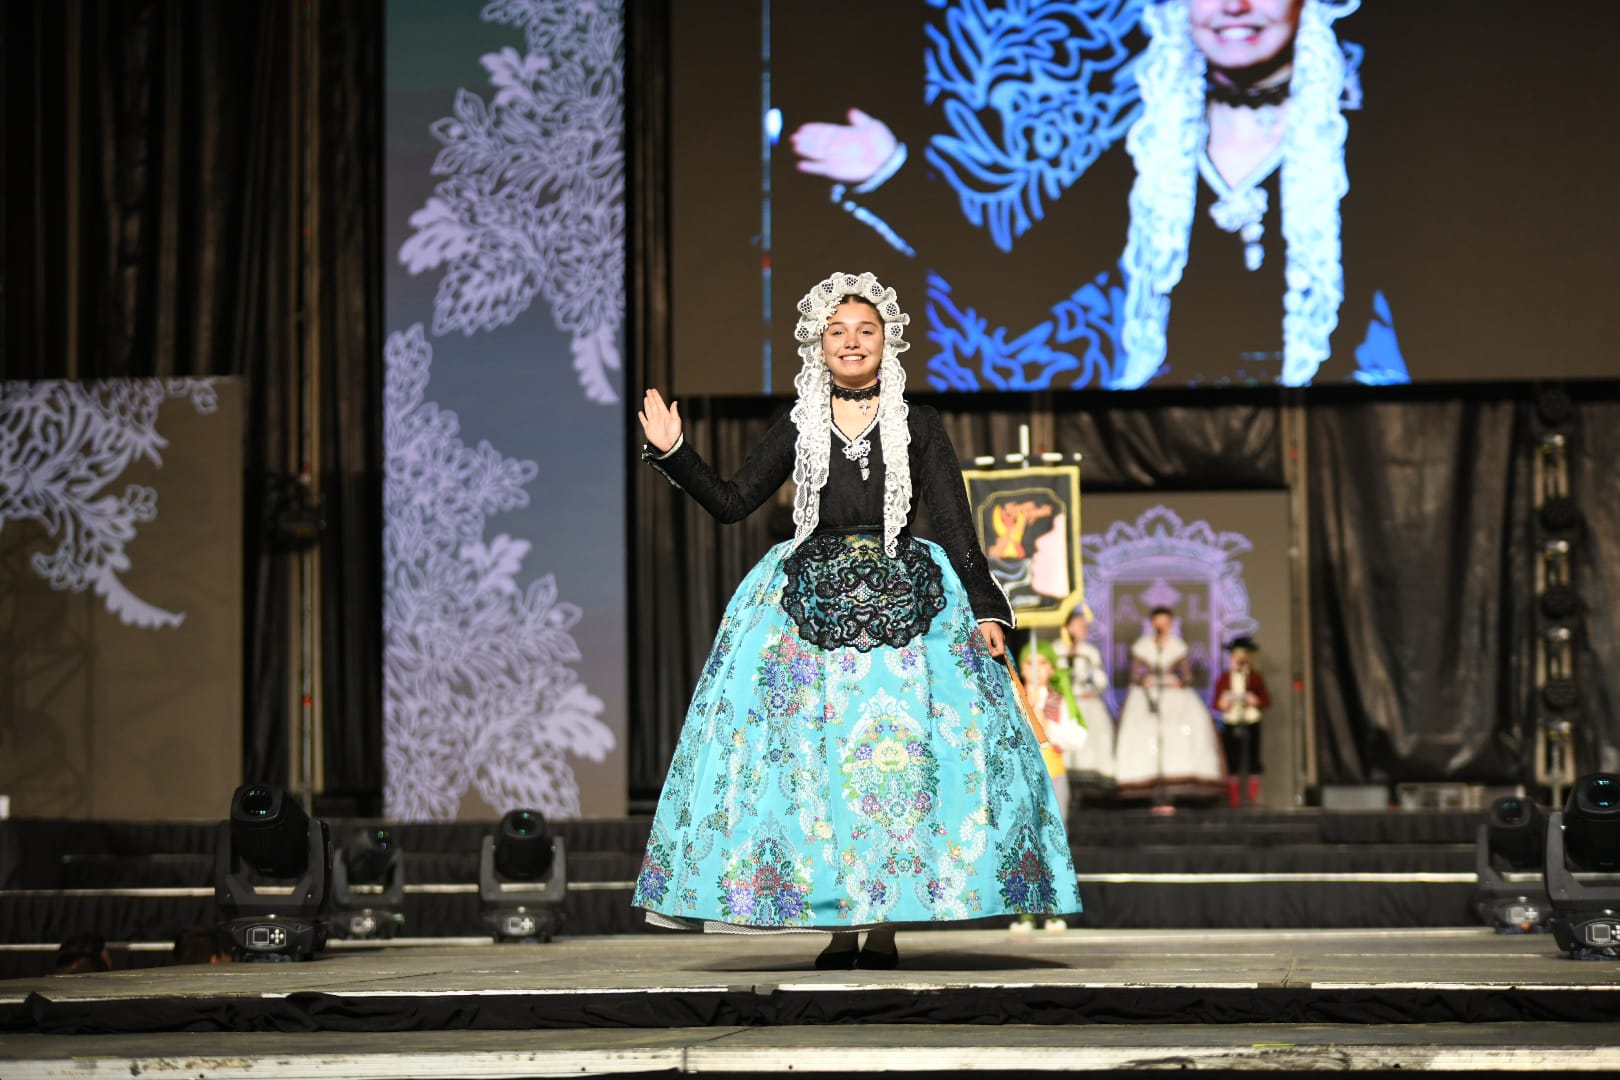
[4,1021,1620,1078]
[2,928,1619,1077]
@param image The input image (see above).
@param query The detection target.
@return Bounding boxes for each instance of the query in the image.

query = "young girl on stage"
[632,272,1082,968]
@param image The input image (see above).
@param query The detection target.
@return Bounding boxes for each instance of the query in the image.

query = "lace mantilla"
[789,272,913,557]
[780,533,946,652]
[1118,0,1357,388]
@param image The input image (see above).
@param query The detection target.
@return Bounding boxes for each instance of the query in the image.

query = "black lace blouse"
[645,403,1013,627]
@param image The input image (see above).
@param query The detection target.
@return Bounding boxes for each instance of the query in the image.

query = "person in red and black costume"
[1214,636,1271,807]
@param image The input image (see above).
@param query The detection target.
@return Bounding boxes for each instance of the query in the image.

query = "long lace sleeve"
[915,407,1014,627]
[643,413,797,524]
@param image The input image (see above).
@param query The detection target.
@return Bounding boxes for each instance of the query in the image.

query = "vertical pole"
[1283,391,1315,805]
[303,0,326,805]
[63,0,82,378]
[285,0,324,810]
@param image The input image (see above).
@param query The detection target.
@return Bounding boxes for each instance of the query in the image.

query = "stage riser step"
[49,844,1474,890]
[0,879,1483,944]
[55,851,645,890]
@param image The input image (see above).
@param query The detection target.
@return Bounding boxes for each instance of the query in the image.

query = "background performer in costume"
[633,272,1082,969]
[1019,639,1085,829]
[1214,636,1271,807]
[1054,607,1116,788]
[1113,606,1226,809]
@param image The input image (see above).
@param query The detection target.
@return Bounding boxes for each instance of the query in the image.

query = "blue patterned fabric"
[635,535,1082,929]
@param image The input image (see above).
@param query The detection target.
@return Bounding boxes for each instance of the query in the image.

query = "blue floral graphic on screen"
[926,267,1128,391]
[924,0,1143,254]
[1352,290,1410,386]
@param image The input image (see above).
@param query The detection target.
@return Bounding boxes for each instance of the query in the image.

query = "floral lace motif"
[0,378,218,629]
[780,533,946,652]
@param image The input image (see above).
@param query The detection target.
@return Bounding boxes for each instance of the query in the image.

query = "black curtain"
[1307,389,1620,784]
[1,0,384,802]
[1568,399,1620,776]
[1307,396,1534,783]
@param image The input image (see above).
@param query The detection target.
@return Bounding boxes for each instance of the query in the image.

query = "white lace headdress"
[789,271,912,556]
[1118,0,1358,388]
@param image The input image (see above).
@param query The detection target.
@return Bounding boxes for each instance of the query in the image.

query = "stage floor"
[3,928,1619,1077]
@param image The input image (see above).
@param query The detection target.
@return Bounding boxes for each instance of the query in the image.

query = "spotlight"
[330,827,406,940]
[1545,774,1620,959]
[215,784,330,961]
[1470,796,1551,933]
[1565,775,1620,872]
[479,809,567,943]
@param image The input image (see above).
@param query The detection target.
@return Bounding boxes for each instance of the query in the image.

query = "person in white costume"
[1053,608,1115,787]
[1113,606,1226,807]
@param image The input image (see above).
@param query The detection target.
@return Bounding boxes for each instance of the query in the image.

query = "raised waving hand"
[639,388,682,454]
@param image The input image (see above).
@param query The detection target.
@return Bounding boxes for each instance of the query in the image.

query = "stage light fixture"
[1470,796,1551,933]
[1545,774,1620,960]
[330,826,406,941]
[215,784,331,961]
[479,808,567,943]
[1564,775,1620,872]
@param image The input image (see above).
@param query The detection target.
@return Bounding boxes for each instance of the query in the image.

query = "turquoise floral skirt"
[633,533,1082,931]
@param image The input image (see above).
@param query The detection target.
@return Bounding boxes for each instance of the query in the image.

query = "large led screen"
[672,0,1620,394]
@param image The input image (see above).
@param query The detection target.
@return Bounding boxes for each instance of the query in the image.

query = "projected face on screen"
[770,0,1399,391]
[673,0,1620,393]
[1189,0,1303,74]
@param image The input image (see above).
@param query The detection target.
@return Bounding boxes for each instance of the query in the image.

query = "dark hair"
[53,932,110,974]
[833,294,883,324]
[1149,606,1175,618]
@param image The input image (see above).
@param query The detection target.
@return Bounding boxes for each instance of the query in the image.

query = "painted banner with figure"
[962,463,1084,628]
[384,0,626,820]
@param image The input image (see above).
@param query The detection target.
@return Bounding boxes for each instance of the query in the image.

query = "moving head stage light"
[1470,796,1551,933]
[331,826,406,940]
[215,784,331,961]
[1546,773,1620,959]
[480,808,568,943]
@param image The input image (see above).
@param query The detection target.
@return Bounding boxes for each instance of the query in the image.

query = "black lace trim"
[780,533,945,652]
[830,381,880,402]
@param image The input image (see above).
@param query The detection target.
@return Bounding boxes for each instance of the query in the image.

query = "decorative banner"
[962,464,1084,627]
[0,378,242,818]
[384,0,626,820]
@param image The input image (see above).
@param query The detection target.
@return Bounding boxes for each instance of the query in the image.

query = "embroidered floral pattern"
[781,533,946,651]
[997,821,1058,911]
[841,691,939,832]
[718,821,815,925]
[633,536,1081,927]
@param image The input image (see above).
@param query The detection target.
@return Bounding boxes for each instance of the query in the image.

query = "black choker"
[1205,79,1290,109]
[831,382,880,402]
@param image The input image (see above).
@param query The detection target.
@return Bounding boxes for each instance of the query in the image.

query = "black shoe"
[814,941,859,970]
